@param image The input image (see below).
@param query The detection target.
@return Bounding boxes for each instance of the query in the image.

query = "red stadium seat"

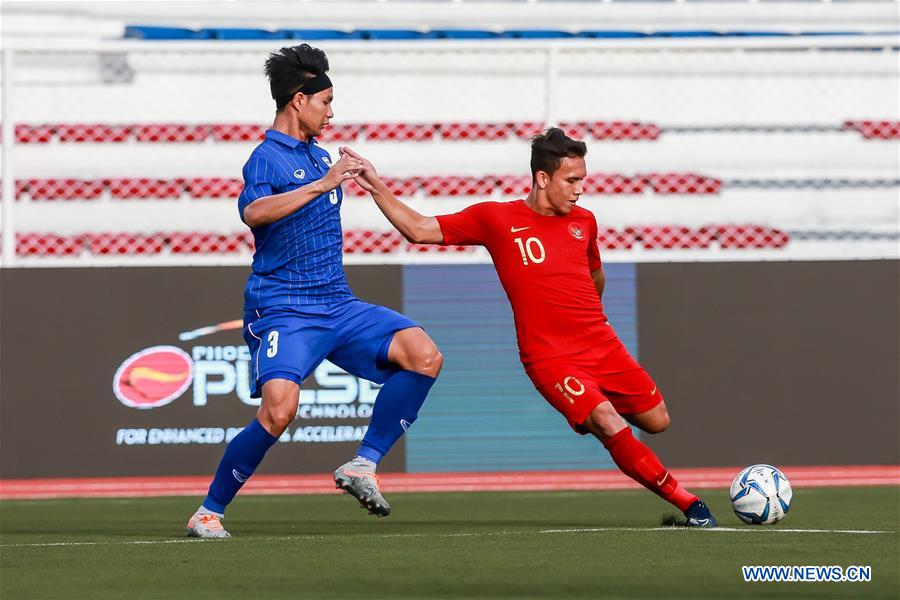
[343,229,404,254]
[186,178,244,199]
[167,232,246,253]
[712,225,790,249]
[15,180,29,199]
[496,175,532,196]
[135,124,209,142]
[238,230,255,252]
[16,233,83,256]
[211,123,266,142]
[406,242,475,253]
[588,121,661,141]
[342,177,420,197]
[843,120,900,140]
[57,124,132,143]
[84,232,166,255]
[596,227,636,250]
[439,122,510,140]
[108,178,183,200]
[15,124,55,144]
[421,176,497,197]
[584,173,646,194]
[557,121,587,140]
[318,124,363,142]
[24,179,105,201]
[341,178,369,197]
[363,123,436,142]
[628,225,714,249]
[383,177,421,196]
[511,121,545,139]
[646,173,722,194]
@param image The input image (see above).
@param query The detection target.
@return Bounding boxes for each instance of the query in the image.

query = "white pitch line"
[539,527,891,535]
[0,526,892,548]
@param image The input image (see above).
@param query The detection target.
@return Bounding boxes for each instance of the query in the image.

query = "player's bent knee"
[646,405,671,434]
[654,413,671,433]
[257,407,295,436]
[409,346,443,378]
[585,402,627,440]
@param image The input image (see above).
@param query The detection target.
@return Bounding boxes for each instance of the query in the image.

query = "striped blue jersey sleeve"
[238,153,277,223]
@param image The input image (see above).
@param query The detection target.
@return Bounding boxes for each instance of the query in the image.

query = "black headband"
[277,73,333,107]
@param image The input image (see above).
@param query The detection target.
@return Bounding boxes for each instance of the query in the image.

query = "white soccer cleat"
[334,460,391,517]
[186,510,232,539]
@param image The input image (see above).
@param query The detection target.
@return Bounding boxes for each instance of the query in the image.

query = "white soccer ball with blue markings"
[730,464,792,525]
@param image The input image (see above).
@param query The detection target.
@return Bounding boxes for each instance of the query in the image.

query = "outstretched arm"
[242,154,363,228]
[340,146,443,244]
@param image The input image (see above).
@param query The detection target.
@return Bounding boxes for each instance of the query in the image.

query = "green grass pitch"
[1,487,897,599]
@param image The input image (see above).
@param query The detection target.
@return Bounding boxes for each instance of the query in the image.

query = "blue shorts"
[243,298,418,398]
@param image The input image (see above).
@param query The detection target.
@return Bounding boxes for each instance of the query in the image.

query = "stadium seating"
[211,124,266,142]
[713,225,791,249]
[122,26,896,41]
[7,121,663,144]
[11,120,894,144]
[439,122,510,141]
[57,124,131,143]
[14,124,54,144]
[185,178,244,199]
[107,178,182,200]
[584,174,646,195]
[362,123,436,142]
[627,226,715,250]
[16,233,84,256]
[83,232,166,255]
[646,173,723,195]
[15,173,899,201]
[23,179,105,201]
[167,232,250,253]
[134,124,209,143]
[12,226,793,256]
[420,176,497,197]
[843,120,900,140]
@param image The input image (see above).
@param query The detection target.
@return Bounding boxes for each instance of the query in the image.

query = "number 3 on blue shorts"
[266,330,279,358]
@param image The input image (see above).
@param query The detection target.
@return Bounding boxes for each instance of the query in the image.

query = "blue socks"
[356,370,435,464]
[201,370,434,513]
[202,419,277,514]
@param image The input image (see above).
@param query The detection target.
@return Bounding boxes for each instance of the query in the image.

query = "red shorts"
[524,340,663,434]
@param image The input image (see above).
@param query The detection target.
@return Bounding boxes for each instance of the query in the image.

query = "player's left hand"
[339,146,381,192]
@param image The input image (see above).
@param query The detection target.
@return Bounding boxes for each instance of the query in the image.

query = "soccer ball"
[729,464,792,525]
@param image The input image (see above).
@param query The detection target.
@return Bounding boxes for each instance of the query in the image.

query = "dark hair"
[530,128,587,181]
[265,44,330,111]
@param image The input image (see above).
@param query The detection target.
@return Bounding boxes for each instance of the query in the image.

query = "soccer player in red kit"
[341,128,716,527]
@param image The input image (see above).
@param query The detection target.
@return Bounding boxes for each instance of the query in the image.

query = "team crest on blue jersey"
[293,168,305,180]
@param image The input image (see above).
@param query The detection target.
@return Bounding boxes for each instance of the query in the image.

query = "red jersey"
[436,200,617,364]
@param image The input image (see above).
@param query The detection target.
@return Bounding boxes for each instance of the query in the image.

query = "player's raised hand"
[321,153,363,191]
[339,146,381,193]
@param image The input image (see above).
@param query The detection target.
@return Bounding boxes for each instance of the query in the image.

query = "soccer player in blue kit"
[187,45,443,538]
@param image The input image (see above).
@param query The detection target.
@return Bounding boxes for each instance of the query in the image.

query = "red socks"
[603,427,697,513]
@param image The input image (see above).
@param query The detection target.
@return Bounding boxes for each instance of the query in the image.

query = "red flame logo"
[113,345,193,409]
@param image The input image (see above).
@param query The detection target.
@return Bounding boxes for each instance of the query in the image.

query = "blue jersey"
[238,129,352,309]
